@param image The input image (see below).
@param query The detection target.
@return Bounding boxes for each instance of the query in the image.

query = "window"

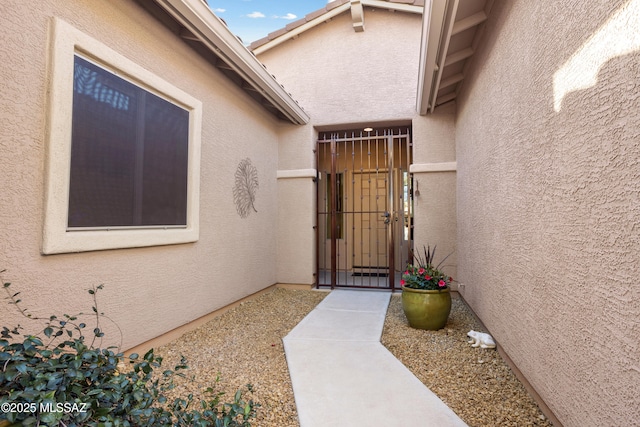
[69,56,188,228]
[43,18,202,254]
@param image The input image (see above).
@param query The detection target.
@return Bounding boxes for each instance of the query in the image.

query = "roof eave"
[417,0,448,115]
[252,3,351,55]
[154,0,310,125]
[251,0,423,55]
[418,0,491,114]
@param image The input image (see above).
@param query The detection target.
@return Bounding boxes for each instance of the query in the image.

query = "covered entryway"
[316,127,413,289]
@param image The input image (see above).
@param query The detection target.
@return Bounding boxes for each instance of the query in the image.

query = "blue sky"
[206,0,330,44]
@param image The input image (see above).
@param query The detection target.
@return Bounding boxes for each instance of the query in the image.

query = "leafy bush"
[0,271,258,426]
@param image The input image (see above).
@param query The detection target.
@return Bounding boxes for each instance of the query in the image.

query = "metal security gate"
[316,128,412,289]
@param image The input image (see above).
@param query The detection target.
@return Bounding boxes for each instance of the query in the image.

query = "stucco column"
[411,105,457,283]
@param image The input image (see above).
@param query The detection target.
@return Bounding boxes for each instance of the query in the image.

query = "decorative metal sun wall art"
[233,158,259,218]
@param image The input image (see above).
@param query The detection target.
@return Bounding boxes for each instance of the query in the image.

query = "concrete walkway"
[283,289,468,427]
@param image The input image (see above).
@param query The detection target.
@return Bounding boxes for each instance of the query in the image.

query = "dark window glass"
[68,56,188,228]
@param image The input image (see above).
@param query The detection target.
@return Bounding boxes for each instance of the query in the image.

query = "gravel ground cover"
[381,293,551,427]
[155,288,551,427]
[156,288,327,426]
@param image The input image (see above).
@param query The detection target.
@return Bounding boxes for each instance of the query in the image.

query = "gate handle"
[382,211,390,224]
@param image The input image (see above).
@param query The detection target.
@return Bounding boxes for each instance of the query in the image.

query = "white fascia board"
[428,0,458,112]
[361,0,423,14]
[155,0,310,124]
[417,0,447,115]
[254,1,422,56]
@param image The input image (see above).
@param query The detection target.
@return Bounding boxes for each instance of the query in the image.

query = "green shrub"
[0,271,258,426]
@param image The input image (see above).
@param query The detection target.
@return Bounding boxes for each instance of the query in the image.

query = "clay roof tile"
[285,17,307,31]
[326,0,349,12]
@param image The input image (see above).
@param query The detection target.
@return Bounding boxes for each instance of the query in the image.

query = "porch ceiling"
[417,0,494,114]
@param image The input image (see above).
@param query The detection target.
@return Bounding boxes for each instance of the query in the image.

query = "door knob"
[382,211,390,224]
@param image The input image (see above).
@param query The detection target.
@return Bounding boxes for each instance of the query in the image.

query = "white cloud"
[213,8,225,13]
[280,13,297,20]
[247,11,265,18]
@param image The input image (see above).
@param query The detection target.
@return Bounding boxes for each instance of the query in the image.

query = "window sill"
[42,227,198,254]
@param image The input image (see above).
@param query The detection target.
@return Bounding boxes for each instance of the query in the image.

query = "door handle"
[382,211,390,224]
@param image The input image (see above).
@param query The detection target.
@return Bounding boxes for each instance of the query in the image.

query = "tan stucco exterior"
[259,6,459,283]
[0,2,460,348]
[411,104,458,281]
[2,0,638,424]
[0,0,291,350]
[276,125,317,285]
[258,10,421,126]
[456,0,640,425]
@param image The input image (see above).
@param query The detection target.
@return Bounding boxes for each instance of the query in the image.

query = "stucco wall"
[412,105,457,281]
[258,9,422,128]
[276,125,317,284]
[0,0,284,350]
[277,178,316,284]
[456,1,640,425]
[260,7,459,284]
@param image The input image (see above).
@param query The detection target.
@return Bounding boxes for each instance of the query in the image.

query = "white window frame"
[42,18,202,254]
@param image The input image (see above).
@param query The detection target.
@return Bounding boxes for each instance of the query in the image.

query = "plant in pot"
[400,245,453,330]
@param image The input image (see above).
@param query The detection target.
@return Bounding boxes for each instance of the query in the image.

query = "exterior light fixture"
[364,127,373,132]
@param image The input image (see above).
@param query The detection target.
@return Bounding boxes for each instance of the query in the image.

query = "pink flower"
[438,280,446,288]
[418,268,425,275]
[400,279,406,286]
[425,275,431,281]
[404,270,409,275]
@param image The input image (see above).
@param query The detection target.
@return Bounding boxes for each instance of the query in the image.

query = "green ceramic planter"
[401,287,451,330]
